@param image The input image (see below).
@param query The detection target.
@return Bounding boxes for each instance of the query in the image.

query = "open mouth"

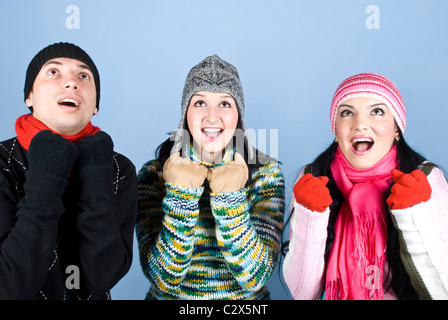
[202,128,223,142]
[58,98,80,108]
[351,137,374,154]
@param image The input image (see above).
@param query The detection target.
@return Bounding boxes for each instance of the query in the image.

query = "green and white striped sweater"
[136,147,285,300]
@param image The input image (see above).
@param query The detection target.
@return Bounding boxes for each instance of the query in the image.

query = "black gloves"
[27,130,114,178]
[28,130,80,177]
[76,131,114,168]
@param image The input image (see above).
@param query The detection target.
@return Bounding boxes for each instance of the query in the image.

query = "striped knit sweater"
[136,147,285,299]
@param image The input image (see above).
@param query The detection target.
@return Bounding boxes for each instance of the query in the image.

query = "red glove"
[293,173,332,213]
[386,169,432,210]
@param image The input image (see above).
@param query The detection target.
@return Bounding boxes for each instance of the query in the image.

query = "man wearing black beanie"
[0,42,137,299]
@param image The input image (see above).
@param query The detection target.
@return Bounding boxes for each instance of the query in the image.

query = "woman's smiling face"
[186,91,239,163]
[335,96,399,169]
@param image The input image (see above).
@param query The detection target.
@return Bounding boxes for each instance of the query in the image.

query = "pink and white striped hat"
[330,73,406,134]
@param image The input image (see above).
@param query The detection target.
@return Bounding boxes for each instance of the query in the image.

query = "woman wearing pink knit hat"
[283,73,448,300]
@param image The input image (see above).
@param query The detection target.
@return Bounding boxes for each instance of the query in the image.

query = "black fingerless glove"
[75,131,114,168]
[28,130,80,177]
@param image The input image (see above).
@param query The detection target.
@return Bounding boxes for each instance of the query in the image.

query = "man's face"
[25,57,97,135]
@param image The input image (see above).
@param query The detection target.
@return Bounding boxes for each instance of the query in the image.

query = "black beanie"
[24,42,100,110]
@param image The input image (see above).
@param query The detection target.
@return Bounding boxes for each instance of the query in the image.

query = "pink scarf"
[326,145,398,300]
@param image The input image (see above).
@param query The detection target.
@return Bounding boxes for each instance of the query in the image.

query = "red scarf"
[15,114,100,150]
[326,145,398,300]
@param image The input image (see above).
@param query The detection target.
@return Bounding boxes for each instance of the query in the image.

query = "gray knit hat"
[173,55,254,160]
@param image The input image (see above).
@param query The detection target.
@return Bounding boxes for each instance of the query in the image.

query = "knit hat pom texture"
[330,73,406,134]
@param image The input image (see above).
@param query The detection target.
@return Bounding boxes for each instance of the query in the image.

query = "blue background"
[1,0,447,300]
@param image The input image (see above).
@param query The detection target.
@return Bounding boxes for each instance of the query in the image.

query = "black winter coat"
[0,137,137,299]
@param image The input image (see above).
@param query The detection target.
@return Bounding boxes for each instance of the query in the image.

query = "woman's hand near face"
[163,152,208,188]
[207,152,248,193]
[387,169,432,210]
[293,173,333,213]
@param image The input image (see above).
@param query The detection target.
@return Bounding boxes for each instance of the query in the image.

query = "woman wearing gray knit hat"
[136,55,285,299]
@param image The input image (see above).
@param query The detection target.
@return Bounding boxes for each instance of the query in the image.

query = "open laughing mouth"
[58,98,80,108]
[202,128,223,142]
[351,136,374,155]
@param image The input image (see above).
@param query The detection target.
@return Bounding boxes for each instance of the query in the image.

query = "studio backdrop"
[1,0,447,300]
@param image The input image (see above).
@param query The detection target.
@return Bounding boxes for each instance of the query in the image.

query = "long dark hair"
[282,131,425,299]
